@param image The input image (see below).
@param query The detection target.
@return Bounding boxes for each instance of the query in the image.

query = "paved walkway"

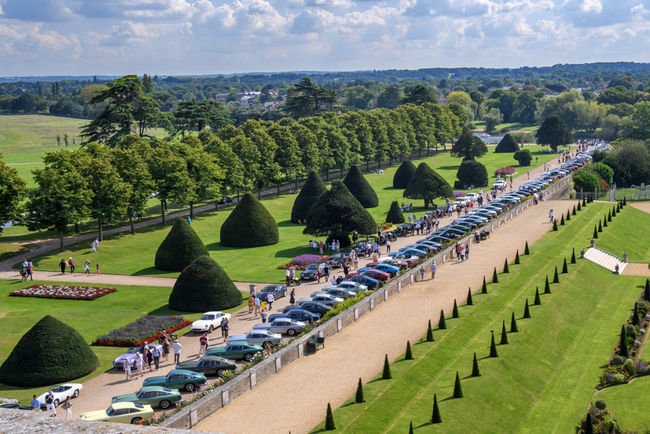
[195,200,569,433]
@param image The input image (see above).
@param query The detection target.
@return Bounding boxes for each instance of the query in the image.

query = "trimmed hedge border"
[159,176,572,429]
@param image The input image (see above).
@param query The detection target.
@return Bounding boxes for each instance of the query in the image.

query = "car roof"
[169,369,199,375]
[140,385,173,393]
[202,311,224,315]
[111,402,142,409]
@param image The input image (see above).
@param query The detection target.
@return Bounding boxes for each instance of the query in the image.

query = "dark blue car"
[269,309,319,323]
[345,274,379,289]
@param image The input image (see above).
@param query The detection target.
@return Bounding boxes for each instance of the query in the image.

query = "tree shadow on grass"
[439,396,456,403]
[132,266,176,277]
[277,220,299,228]
[437,165,459,171]
[274,246,313,259]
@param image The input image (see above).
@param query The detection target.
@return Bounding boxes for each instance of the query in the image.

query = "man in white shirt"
[172,339,182,364]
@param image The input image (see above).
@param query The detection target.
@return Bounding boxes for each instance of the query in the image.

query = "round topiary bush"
[495,133,520,153]
[155,219,209,271]
[594,400,607,410]
[291,171,327,224]
[169,255,243,312]
[455,160,488,188]
[513,149,532,166]
[0,315,98,386]
[343,165,378,208]
[386,200,405,224]
[220,192,279,247]
[393,160,416,189]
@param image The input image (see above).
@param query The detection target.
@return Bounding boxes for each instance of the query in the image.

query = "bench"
[308,335,325,350]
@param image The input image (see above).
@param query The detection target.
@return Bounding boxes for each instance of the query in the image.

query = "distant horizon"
[3,61,650,82]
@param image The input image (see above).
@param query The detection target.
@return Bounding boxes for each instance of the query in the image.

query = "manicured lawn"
[0,278,247,404]
[25,148,559,283]
[0,242,37,262]
[312,203,648,432]
[593,205,650,263]
[597,376,650,432]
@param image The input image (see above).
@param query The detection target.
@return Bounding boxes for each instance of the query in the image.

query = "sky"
[1,0,650,77]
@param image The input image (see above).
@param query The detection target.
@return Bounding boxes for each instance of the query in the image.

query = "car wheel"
[73,389,80,398]
[244,353,253,362]
[184,383,196,393]
[217,369,224,377]
[208,325,214,333]
[159,400,171,409]
[53,399,59,407]
[287,329,296,336]
[131,417,143,424]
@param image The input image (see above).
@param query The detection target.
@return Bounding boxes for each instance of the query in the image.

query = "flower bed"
[495,166,516,176]
[278,254,329,270]
[9,284,117,300]
[93,315,191,347]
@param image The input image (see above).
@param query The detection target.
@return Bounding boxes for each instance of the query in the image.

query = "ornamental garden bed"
[9,284,117,300]
[278,254,330,270]
[93,315,191,347]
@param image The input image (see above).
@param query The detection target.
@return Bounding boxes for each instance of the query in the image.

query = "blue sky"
[1,0,649,76]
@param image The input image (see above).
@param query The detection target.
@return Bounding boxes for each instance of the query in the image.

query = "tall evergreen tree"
[291,171,327,223]
[619,325,628,358]
[325,402,336,430]
[403,162,453,208]
[431,394,442,423]
[438,310,447,329]
[393,160,417,188]
[482,277,488,294]
[452,372,463,398]
[489,331,498,357]
[500,320,509,345]
[355,377,365,403]
[644,279,650,302]
[471,352,481,377]
[452,299,459,318]
[466,288,473,305]
[510,312,518,333]
[426,320,434,342]
[386,200,405,224]
[382,354,392,379]
[405,341,414,360]
[534,287,541,305]
[343,165,378,208]
[523,299,531,318]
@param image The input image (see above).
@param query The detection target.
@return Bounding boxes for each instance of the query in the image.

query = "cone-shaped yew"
[438,310,447,330]
[426,320,434,342]
[523,299,531,318]
[510,312,518,333]
[466,288,473,306]
[431,394,442,423]
[405,341,413,360]
[452,371,463,398]
[452,299,459,318]
[500,320,508,345]
[382,354,392,379]
[355,377,365,403]
[471,352,481,377]
[155,218,209,271]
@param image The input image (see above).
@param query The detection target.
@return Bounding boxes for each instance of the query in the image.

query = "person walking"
[386,239,391,253]
[161,334,171,362]
[549,209,554,223]
[248,294,254,314]
[430,261,437,280]
[222,317,229,340]
[285,268,291,286]
[419,266,425,281]
[59,258,66,274]
[68,257,75,273]
[220,316,228,338]
[289,288,295,305]
[145,346,153,371]
[465,243,470,260]
[459,245,465,261]
[62,397,72,420]
[96,263,100,274]
[261,311,267,323]
[254,296,261,317]
[45,390,56,417]
[84,260,90,274]
[135,352,144,377]
[199,333,208,357]
[260,299,267,313]
[152,346,161,370]
[31,395,40,411]
[27,259,33,280]
[172,339,182,364]
[124,358,132,381]
[267,292,275,310]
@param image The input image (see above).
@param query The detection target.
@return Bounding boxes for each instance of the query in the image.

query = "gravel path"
[195,200,570,434]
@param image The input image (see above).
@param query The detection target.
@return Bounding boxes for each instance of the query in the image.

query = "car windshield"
[51,386,66,392]
[126,347,138,354]
[106,407,115,416]
[200,315,214,320]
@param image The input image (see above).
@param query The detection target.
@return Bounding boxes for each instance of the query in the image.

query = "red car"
[360,269,391,281]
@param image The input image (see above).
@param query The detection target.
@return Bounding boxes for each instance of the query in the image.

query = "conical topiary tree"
[560,215,565,225]
[552,220,558,231]
[544,275,551,294]
[524,241,530,255]
[500,320,509,345]
[405,341,414,360]
[566,209,571,221]
[169,256,242,312]
[482,277,488,294]
[598,220,602,232]
[409,421,414,434]
[220,192,279,247]
[503,259,509,273]
[577,201,582,211]
[553,266,560,283]
[632,303,640,326]
[0,315,98,386]
[325,402,336,430]
[304,181,376,247]
[494,133,520,153]
[514,250,520,264]
[404,162,453,209]
[593,225,598,239]
[431,394,442,423]
[471,352,481,377]
[382,354,392,379]
[489,331,498,357]
[562,258,568,274]
[534,287,541,305]
[492,267,499,283]
[644,279,650,302]
[452,299,459,318]
[614,204,618,215]
[466,288,473,306]
[603,216,608,227]
[607,210,612,222]
[572,205,577,215]
[510,312,518,333]
[584,412,594,434]
[426,320,434,342]
[523,299,531,318]
[393,160,417,189]
[355,377,365,403]
[571,248,576,264]
[386,200,405,224]
[453,371,463,398]
[438,310,447,329]
[619,325,628,358]
[343,165,378,208]
[155,219,209,271]
[291,171,327,223]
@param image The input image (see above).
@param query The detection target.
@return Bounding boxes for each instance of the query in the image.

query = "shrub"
[571,248,576,264]
[523,299,531,318]
[544,275,551,294]
[598,220,602,232]
[452,299,459,318]
[404,162,453,208]
[609,355,624,366]
[495,133,520,153]
[594,400,607,410]
[325,402,335,430]
[169,256,243,312]
[553,266,560,283]
[593,225,598,239]
[560,215,565,225]
[431,394,442,423]
[471,352,480,377]
[426,319,434,342]
[355,378,365,403]
[524,241,530,255]
[155,219,209,271]
[343,165,378,208]
[573,170,601,194]
[513,149,532,166]
[0,315,98,386]
[455,159,488,188]
[500,320,508,345]
[482,276,488,294]
[405,341,413,360]
[503,258,509,273]
[514,250,520,264]
[393,160,416,189]
[382,354,392,379]
[438,310,447,329]
[291,171,327,223]
[623,359,636,375]
[386,200,405,224]
[489,332,498,357]
[220,192,279,247]
[466,288,473,305]
[492,267,498,283]
[453,372,463,398]
[510,312,518,333]
[562,258,568,273]
[553,220,558,231]
[534,287,541,305]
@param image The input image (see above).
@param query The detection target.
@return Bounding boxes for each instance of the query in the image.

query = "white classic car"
[190,311,231,333]
[37,383,82,407]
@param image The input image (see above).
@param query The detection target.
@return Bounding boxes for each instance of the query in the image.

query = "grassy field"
[593,205,650,263]
[596,376,650,432]
[0,278,247,404]
[312,203,649,432]
[24,147,559,283]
